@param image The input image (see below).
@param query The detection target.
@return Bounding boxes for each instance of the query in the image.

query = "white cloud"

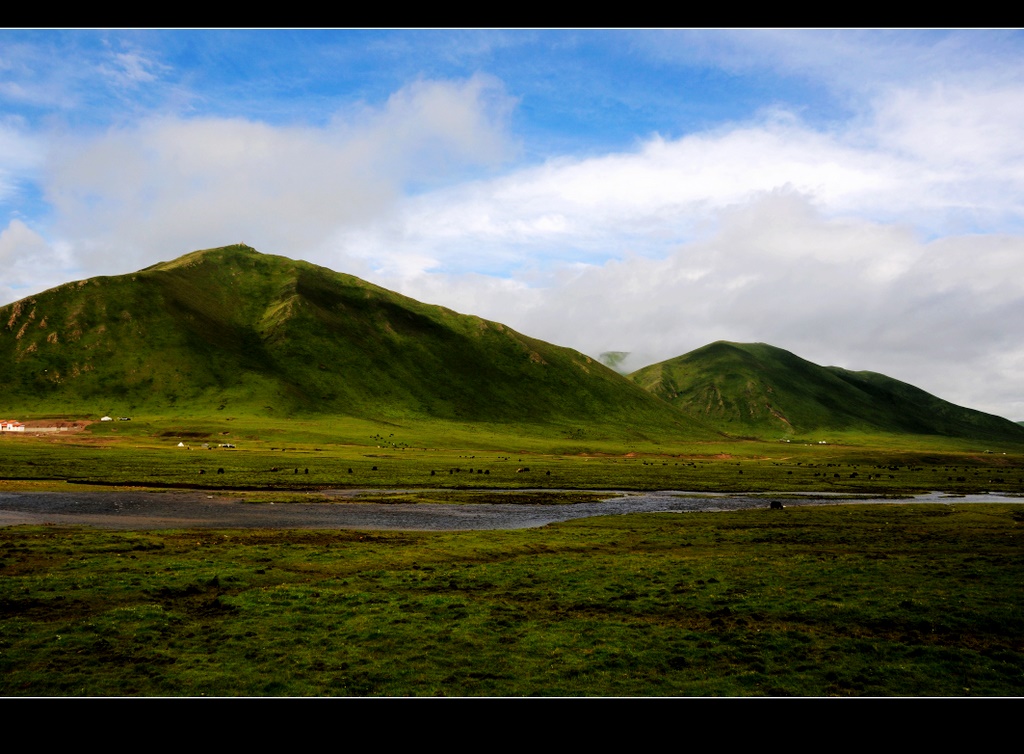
[367,58,1024,275]
[39,75,515,277]
[384,192,1024,421]
[0,119,42,203]
[330,108,918,281]
[7,52,1024,421]
[368,75,516,175]
[639,30,1024,98]
[872,84,1024,166]
[0,218,47,264]
[0,219,71,303]
[97,50,169,89]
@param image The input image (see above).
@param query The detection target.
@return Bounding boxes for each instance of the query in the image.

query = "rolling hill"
[629,341,1024,443]
[0,245,718,441]
[3,246,1018,447]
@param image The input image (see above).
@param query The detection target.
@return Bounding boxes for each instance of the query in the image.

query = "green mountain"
[0,245,716,439]
[629,341,1024,443]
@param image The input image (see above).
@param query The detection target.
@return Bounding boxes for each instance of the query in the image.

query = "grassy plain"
[1,504,1022,696]
[2,413,1024,495]
[1,419,1023,696]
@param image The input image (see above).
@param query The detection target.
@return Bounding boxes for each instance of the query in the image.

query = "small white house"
[100,416,113,422]
[0,420,25,432]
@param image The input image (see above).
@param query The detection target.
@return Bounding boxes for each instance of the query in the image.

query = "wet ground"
[0,488,1019,531]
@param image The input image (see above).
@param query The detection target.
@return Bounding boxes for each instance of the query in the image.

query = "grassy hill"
[5,247,1015,448]
[629,341,1024,444]
[0,245,717,442]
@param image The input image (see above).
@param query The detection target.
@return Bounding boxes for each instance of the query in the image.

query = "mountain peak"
[629,342,1024,442]
[0,246,716,439]
[144,244,279,272]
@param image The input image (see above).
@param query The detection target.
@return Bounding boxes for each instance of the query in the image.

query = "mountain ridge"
[0,245,718,440]
[628,340,1024,443]
[3,246,1019,446]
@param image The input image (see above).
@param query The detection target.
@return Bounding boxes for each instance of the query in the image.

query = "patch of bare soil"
[4,419,94,436]
[25,419,93,429]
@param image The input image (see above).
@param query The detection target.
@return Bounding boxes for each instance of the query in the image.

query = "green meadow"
[2,413,1024,495]
[1,418,1023,696]
[3,240,1024,697]
[1,504,1022,696]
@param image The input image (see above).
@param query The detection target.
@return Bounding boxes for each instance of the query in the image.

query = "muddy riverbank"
[0,489,1018,531]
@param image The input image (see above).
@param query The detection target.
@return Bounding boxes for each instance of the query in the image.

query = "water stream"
[0,489,1019,531]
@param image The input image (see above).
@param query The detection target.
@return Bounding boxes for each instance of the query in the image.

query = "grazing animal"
[769,500,784,509]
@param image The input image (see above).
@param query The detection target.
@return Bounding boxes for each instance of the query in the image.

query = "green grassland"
[2,419,1023,697]
[2,414,1023,495]
[2,504,1022,696]
[3,246,1023,696]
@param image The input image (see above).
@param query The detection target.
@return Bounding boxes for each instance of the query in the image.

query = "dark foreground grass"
[1,503,1022,696]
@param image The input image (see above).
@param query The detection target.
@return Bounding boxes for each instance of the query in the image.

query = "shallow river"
[0,489,1018,531]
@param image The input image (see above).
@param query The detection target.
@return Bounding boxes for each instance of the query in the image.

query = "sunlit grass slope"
[0,245,717,442]
[629,341,1024,444]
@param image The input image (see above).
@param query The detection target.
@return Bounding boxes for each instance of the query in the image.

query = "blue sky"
[2,29,1024,421]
